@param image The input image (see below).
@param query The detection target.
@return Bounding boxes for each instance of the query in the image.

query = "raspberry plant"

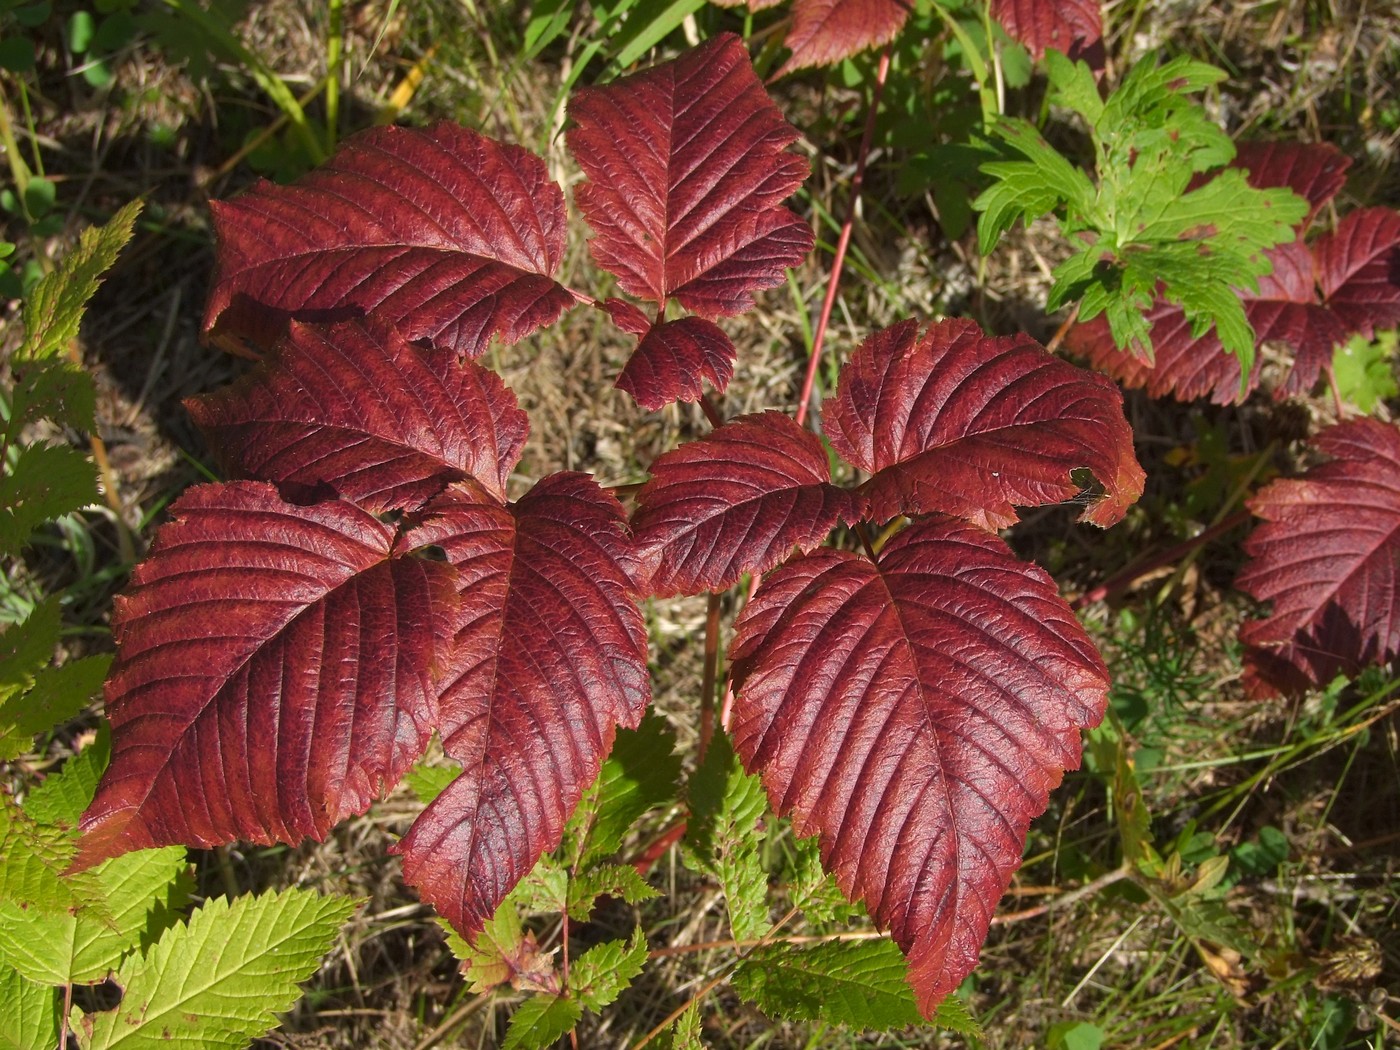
[23,13,1395,1049]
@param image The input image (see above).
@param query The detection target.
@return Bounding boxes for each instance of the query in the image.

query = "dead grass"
[3,1,1399,1047]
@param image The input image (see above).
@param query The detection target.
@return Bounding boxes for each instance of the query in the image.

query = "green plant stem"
[0,85,33,211]
[326,0,345,150]
[794,43,892,428]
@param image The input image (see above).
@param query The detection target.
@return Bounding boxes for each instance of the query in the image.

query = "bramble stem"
[1044,301,1081,354]
[699,592,722,759]
[1072,510,1250,609]
[794,44,892,428]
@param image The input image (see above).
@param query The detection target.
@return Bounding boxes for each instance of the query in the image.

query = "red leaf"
[615,316,736,411]
[729,516,1109,1014]
[1314,206,1400,337]
[777,0,911,75]
[826,318,1144,529]
[567,34,813,316]
[631,411,854,596]
[76,482,459,865]
[991,0,1104,65]
[1238,418,1400,696]
[204,123,573,357]
[187,319,528,509]
[1233,141,1350,229]
[393,474,650,935]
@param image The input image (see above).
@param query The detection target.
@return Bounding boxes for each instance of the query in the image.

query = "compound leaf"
[1237,418,1400,695]
[23,727,111,826]
[74,887,357,1050]
[0,657,111,763]
[777,0,911,75]
[76,482,461,865]
[683,732,770,941]
[568,930,648,1010]
[632,411,855,596]
[567,34,812,317]
[826,318,1144,530]
[21,199,141,361]
[188,318,527,509]
[575,711,681,867]
[728,517,1109,1014]
[732,939,928,1030]
[204,123,573,358]
[393,474,649,939]
[991,0,1103,64]
[0,443,100,560]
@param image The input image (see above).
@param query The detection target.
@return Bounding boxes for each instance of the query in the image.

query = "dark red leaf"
[567,34,812,317]
[777,0,911,75]
[393,474,650,935]
[991,0,1104,65]
[76,482,460,866]
[1233,141,1350,229]
[729,516,1109,1014]
[826,318,1144,529]
[599,298,653,337]
[1314,206,1400,337]
[187,319,528,510]
[631,411,854,596]
[1238,418,1400,696]
[204,122,574,358]
[615,316,736,411]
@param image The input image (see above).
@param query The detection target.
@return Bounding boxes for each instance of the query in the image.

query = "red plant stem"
[1072,510,1251,609]
[1044,301,1081,354]
[698,392,724,429]
[631,818,687,875]
[794,44,892,428]
[699,592,722,760]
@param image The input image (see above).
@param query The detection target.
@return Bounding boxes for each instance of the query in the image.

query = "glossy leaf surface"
[189,319,528,508]
[204,123,573,357]
[394,474,649,935]
[77,483,460,864]
[632,411,853,596]
[567,34,812,317]
[827,318,1144,529]
[729,517,1109,1014]
[1238,418,1400,695]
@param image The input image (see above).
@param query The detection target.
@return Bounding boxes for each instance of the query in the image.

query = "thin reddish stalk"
[794,44,892,428]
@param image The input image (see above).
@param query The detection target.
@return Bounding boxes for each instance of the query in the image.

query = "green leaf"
[565,863,658,922]
[524,0,573,57]
[974,119,1096,254]
[1333,330,1398,413]
[0,598,61,708]
[401,759,457,805]
[1048,1020,1107,1050]
[74,886,358,1050]
[0,965,60,1050]
[574,711,680,866]
[1044,50,1103,123]
[659,1003,703,1050]
[0,790,100,915]
[21,199,141,361]
[786,836,861,926]
[5,357,98,438]
[610,0,705,69]
[568,929,647,1011]
[23,726,111,826]
[502,994,582,1050]
[682,732,770,941]
[933,993,984,1037]
[0,845,187,985]
[0,656,109,762]
[0,444,100,559]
